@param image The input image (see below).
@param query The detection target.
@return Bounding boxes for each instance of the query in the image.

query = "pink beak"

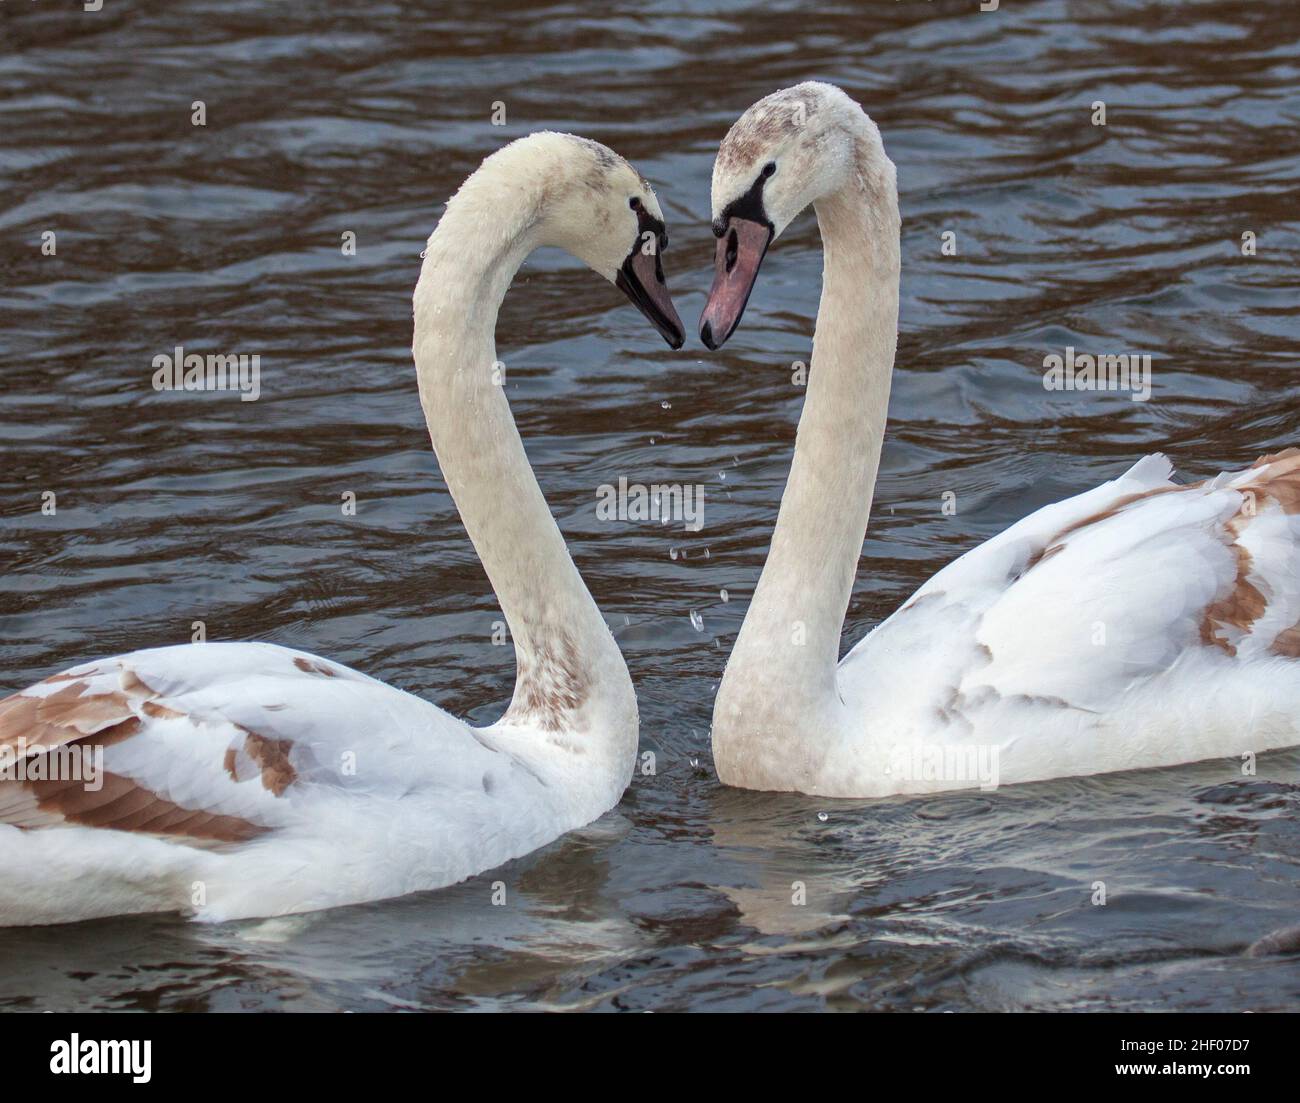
[699,217,772,350]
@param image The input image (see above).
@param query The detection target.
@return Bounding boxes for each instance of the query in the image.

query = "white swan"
[701,82,1300,798]
[0,132,685,926]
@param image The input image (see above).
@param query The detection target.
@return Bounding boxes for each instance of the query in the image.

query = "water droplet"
[689,609,703,632]
[817,811,829,822]
[669,547,678,561]
[419,248,428,259]
[661,400,671,409]
[718,471,726,481]
[689,757,699,768]
[720,588,729,602]
[702,547,711,558]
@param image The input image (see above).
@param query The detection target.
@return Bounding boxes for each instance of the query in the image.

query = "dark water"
[2,0,1299,1011]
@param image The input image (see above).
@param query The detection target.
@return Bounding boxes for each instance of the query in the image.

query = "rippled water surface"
[2,0,1299,1011]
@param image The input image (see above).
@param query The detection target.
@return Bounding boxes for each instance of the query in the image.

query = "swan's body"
[1,643,616,924]
[703,83,1300,798]
[0,132,683,926]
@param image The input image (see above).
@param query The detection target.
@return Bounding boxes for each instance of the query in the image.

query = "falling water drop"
[669,546,678,561]
[661,400,671,409]
[689,609,703,632]
[720,588,729,602]
[817,812,829,823]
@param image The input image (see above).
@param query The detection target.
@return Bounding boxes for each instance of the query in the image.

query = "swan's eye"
[762,161,777,178]
[629,196,643,211]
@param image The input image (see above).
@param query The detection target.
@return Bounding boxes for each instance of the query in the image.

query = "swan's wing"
[841,450,1300,721]
[904,451,1183,604]
[0,641,521,848]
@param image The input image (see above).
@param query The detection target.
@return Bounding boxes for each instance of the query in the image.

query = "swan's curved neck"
[721,156,899,730]
[412,197,634,748]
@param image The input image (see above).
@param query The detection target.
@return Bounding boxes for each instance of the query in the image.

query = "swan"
[0,132,685,926]
[701,82,1300,798]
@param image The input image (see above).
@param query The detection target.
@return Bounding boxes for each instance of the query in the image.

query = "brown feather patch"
[1,666,150,757]
[1240,449,1300,514]
[1,659,278,845]
[28,771,266,843]
[1197,449,1300,654]
[1250,447,1300,469]
[35,681,135,734]
[1272,623,1300,658]
[0,694,44,751]
[240,730,297,796]
[1200,543,1268,656]
[292,657,339,678]
[41,668,106,684]
[140,699,184,720]
[120,668,158,696]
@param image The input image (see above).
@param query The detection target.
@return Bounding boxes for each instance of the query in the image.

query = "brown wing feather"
[1209,449,1300,656]
[1023,450,1300,658]
[0,661,292,846]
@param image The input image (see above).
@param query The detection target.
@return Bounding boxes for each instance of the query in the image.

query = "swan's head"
[700,82,887,349]
[466,132,685,349]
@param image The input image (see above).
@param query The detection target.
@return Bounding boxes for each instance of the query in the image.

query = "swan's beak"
[616,247,686,350]
[699,217,772,350]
